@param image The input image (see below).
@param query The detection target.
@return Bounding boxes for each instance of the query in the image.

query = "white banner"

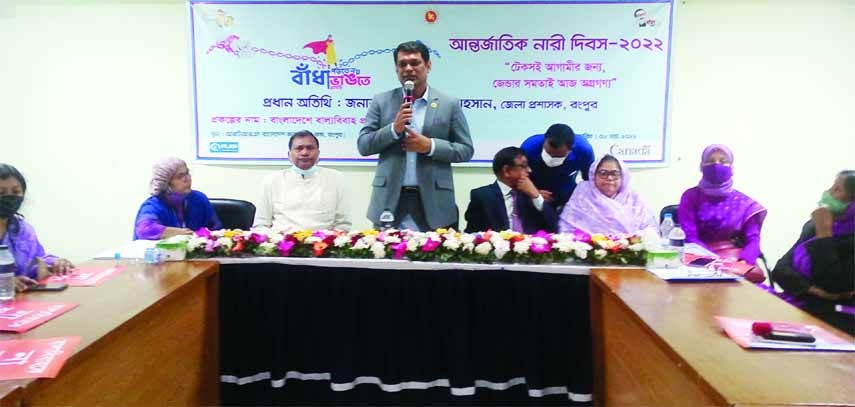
[190,0,674,166]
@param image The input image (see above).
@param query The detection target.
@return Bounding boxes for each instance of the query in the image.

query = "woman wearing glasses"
[558,154,657,235]
[133,157,222,240]
[677,145,767,281]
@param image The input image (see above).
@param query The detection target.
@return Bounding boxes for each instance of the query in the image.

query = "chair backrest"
[210,198,256,230]
[659,204,680,225]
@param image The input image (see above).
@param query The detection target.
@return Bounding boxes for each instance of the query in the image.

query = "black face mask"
[0,195,24,218]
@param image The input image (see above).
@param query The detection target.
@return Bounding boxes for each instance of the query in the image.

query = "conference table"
[0,260,219,406]
[589,268,855,406]
[2,256,852,406]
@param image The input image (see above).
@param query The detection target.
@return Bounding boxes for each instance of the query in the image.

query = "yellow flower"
[293,229,313,242]
[499,230,515,240]
[436,228,448,234]
[590,234,616,249]
[361,229,380,237]
[223,230,238,238]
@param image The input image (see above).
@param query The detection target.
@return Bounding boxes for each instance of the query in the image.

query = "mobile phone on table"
[25,283,69,292]
[762,330,816,343]
[687,257,715,267]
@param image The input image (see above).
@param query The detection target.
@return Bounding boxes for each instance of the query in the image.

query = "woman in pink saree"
[559,154,657,235]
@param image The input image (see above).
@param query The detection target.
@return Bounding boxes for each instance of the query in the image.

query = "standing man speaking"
[358,41,473,231]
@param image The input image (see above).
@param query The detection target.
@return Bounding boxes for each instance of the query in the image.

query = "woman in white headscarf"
[558,154,657,235]
[133,158,221,240]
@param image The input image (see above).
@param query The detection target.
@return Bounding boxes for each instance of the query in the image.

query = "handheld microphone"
[403,80,415,104]
[751,321,816,343]
[400,80,415,138]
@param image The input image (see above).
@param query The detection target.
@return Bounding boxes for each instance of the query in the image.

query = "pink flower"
[532,230,553,241]
[204,239,217,253]
[573,229,591,242]
[530,241,552,254]
[196,227,212,238]
[250,233,267,244]
[278,240,296,256]
[391,242,408,259]
[421,238,440,252]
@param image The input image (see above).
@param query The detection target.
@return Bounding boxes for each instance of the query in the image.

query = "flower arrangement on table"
[185,228,648,266]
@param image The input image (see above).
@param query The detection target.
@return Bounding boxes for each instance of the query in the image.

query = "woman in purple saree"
[559,154,657,235]
[773,171,854,335]
[678,145,767,281]
[0,164,74,292]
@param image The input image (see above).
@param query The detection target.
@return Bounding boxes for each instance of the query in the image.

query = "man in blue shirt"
[520,123,595,211]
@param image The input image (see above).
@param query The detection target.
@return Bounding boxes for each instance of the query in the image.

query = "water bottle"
[659,213,674,241]
[144,247,163,264]
[0,245,16,301]
[668,224,686,261]
[379,209,395,231]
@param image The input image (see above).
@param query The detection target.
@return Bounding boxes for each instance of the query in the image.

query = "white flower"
[216,237,233,250]
[382,235,401,244]
[552,233,574,243]
[211,229,226,238]
[513,238,532,254]
[304,236,321,244]
[574,247,589,259]
[333,235,351,248]
[371,242,387,259]
[628,243,644,252]
[474,241,492,256]
[554,240,573,253]
[460,233,476,245]
[462,242,475,252]
[258,242,277,255]
[489,232,507,245]
[406,238,420,252]
[186,236,209,252]
[572,241,593,252]
[352,238,370,250]
[616,238,629,248]
[594,249,607,259]
[442,238,461,251]
[362,235,377,246]
[268,233,284,244]
[493,240,510,259]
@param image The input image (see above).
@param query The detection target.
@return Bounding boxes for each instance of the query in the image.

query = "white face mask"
[541,149,567,168]
[290,165,318,178]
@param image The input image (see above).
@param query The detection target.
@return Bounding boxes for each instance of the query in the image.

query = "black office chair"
[659,204,679,225]
[210,198,256,230]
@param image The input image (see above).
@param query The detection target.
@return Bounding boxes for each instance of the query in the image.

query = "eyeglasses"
[596,170,621,179]
[173,171,191,180]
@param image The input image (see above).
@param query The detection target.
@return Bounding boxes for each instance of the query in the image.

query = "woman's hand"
[14,275,37,292]
[740,261,766,283]
[50,258,74,275]
[161,227,194,238]
[808,285,854,302]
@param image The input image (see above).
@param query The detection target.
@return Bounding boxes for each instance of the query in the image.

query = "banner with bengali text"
[190,0,674,166]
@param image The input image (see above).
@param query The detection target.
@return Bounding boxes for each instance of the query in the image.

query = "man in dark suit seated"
[464,147,559,234]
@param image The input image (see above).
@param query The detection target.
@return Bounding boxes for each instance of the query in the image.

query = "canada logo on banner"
[41,265,126,287]
[0,337,81,380]
[0,301,78,333]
